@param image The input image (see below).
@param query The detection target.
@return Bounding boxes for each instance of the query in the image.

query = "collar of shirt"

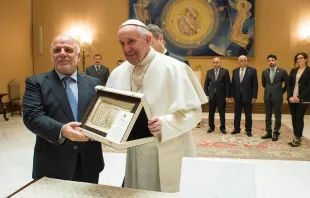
[271,66,277,71]
[240,66,247,71]
[55,69,78,82]
[214,68,220,73]
[239,66,247,74]
[55,69,79,102]
[135,47,156,67]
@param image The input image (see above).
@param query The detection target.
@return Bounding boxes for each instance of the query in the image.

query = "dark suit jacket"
[86,65,109,86]
[22,70,104,180]
[262,67,288,102]
[204,67,230,101]
[287,66,310,102]
[165,51,190,66]
[231,66,258,103]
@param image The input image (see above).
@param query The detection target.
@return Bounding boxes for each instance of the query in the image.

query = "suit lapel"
[299,66,310,81]
[98,65,104,73]
[246,67,252,80]
[236,68,241,82]
[266,69,272,84]
[92,65,97,75]
[217,68,223,80]
[245,67,250,77]
[273,68,280,83]
[212,69,216,81]
[45,70,75,120]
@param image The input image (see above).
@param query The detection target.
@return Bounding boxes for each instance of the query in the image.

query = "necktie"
[63,77,78,121]
[270,68,275,83]
[96,66,100,72]
[215,69,219,80]
[240,68,245,82]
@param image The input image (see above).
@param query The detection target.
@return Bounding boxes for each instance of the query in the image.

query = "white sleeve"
[158,107,201,143]
[58,125,66,144]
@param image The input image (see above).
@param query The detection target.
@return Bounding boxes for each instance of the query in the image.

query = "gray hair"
[50,35,80,54]
[213,57,221,62]
[238,55,247,61]
[147,24,163,39]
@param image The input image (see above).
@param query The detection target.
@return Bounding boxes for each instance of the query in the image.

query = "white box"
[79,86,155,149]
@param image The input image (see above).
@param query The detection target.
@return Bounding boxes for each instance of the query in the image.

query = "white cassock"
[106,48,207,192]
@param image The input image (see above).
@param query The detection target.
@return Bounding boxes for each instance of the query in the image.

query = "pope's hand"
[148,117,162,135]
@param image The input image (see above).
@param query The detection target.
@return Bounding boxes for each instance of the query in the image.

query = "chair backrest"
[8,80,20,101]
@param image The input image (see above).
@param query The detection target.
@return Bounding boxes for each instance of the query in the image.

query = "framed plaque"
[79,86,155,149]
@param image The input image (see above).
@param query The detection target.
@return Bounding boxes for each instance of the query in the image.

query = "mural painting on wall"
[129,0,255,57]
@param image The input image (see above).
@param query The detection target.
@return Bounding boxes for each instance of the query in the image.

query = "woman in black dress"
[287,52,310,147]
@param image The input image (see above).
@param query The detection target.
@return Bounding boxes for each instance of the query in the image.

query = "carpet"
[102,119,310,161]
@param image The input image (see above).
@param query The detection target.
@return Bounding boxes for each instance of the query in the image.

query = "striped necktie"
[270,68,275,83]
[240,68,245,82]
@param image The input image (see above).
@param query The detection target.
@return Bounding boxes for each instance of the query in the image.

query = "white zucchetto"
[119,19,149,30]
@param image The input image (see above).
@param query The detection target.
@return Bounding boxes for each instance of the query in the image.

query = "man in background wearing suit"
[116,59,125,66]
[261,54,288,141]
[231,55,258,137]
[22,35,104,183]
[147,24,190,66]
[86,54,110,85]
[204,57,230,134]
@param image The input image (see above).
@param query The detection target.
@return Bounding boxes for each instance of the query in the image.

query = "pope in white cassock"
[106,19,208,193]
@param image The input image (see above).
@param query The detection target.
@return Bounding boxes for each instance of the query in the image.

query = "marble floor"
[0,113,310,197]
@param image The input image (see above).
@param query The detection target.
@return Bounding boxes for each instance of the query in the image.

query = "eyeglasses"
[297,57,304,60]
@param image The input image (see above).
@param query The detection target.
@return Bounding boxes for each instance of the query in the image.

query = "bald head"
[213,57,221,69]
[50,34,80,75]
[50,35,80,54]
[238,55,247,68]
[238,55,247,61]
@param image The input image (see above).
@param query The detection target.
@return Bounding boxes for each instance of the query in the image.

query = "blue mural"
[129,0,255,57]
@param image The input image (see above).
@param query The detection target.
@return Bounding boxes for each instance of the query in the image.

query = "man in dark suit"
[86,54,110,86]
[116,59,125,66]
[22,35,104,183]
[231,55,258,137]
[204,57,230,134]
[261,54,289,141]
[147,24,190,66]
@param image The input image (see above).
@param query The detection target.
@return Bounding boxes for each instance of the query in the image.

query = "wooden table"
[0,93,9,121]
